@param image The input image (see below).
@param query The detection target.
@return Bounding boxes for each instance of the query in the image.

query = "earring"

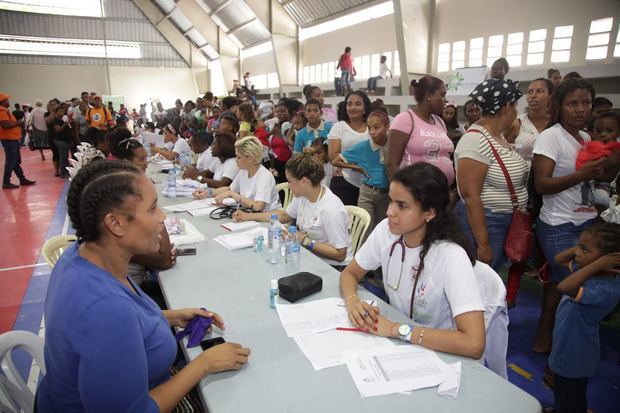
[425,218,430,223]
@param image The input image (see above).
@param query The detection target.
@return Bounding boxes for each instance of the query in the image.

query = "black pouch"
[278,272,323,303]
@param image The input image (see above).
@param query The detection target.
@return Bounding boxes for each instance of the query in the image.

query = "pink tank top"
[393,110,455,185]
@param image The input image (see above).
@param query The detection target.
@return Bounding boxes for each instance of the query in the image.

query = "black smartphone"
[200,337,225,351]
[177,248,197,256]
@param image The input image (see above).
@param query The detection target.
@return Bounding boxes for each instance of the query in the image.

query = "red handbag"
[470,129,533,263]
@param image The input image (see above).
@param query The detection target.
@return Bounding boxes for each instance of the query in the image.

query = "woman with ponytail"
[339,162,485,359]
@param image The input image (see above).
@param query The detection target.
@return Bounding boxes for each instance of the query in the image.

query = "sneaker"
[19,178,36,185]
[2,183,19,189]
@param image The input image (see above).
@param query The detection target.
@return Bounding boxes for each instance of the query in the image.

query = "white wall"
[241,52,276,78]
[0,64,199,111]
[301,14,397,68]
[434,0,620,73]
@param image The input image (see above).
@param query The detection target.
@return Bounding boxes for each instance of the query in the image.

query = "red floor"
[0,145,64,333]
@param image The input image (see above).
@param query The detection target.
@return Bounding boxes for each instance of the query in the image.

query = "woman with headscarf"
[454,79,529,271]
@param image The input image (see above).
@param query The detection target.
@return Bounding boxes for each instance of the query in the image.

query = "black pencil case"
[278,272,323,303]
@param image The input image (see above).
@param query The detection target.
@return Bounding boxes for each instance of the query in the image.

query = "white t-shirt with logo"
[533,123,597,226]
[327,121,370,188]
[208,157,239,181]
[286,186,352,266]
[230,165,281,212]
[196,147,214,171]
[355,219,484,329]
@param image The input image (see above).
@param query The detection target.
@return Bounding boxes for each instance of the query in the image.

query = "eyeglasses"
[119,138,141,150]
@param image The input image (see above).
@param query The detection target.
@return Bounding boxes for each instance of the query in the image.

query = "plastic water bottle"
[269,279,278,308]
[144,141,151,160]
[285,226,300,267]
[167,166,177,200]
[267,214,281,264]
[180,151,191,168]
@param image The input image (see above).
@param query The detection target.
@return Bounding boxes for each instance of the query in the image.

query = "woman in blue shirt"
[36,160,250,413]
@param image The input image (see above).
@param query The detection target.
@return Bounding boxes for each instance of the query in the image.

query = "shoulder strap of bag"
[407,109,415,137]
[468,128,518,208]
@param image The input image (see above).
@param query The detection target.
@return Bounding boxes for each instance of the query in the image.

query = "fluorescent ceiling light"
[0,34,141,59]
[0,0,102,16]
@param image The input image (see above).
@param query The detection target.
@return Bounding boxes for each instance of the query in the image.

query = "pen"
[336,327,365,332]
[363,300,376,318]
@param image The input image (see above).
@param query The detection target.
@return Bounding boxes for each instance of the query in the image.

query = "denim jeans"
[55,139,70,177]
[456,201,513,272]
[536,218,594,284]
[1,139,25,184]
[340,70,350,95]
[367,76,382,92]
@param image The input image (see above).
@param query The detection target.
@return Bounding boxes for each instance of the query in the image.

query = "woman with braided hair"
[339,162,485,358]
[36,160,250,412]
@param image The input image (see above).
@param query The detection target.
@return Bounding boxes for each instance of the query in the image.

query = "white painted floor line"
[0,263,47,272]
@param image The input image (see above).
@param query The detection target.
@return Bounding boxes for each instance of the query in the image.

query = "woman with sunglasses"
[339,162,485,358]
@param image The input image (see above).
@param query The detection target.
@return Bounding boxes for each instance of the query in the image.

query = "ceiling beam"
[226,18,257,35]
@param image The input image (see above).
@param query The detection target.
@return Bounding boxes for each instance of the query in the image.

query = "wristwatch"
[302,236,312,248]
[397,324,414,342]
[196,175,203,183]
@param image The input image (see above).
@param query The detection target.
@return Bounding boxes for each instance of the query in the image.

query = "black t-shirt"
[12,109,24,121]
[51,118,73,142]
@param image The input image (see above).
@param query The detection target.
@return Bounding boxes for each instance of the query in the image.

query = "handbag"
[278,272,323,303]
[470,129,533,263]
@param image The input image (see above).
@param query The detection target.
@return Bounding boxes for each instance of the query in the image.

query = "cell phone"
[200,337,225,350]
[176,248,197,256]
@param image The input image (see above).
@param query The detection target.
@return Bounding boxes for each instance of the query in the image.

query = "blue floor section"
[505,282,619,413]
[12,181,69,383]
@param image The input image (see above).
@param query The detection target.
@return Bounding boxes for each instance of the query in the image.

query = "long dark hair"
[547,78,595,129]
[393,163,476,276]
[342,90,371,123]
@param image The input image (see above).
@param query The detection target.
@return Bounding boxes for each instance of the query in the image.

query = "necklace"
[298,186,324,232]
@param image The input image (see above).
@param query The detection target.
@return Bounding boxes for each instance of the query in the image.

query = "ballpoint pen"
[363,300,375,318]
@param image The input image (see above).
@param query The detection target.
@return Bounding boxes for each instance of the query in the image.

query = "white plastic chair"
[0,330,46,413]
[345,205,371,256]
[41,234,77,270]
[473,261,509,379]
[276,182,294,209]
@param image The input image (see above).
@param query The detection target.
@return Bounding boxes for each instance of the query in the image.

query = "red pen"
[336,327,365,332]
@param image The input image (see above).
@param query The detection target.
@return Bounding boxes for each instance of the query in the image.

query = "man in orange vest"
[1,92,35,189]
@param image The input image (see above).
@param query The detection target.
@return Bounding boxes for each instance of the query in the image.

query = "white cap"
[271,279,278,289]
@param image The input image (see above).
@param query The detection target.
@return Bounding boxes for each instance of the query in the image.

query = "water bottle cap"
[270,279,278,289]
[271,214,278,219]
[288,226,297,233]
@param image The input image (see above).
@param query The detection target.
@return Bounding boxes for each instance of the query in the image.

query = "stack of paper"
[220,221,261,232]
[168,219,207,246]
[342,345,453,398]
[213,227,267,251]
[164,199,218,216]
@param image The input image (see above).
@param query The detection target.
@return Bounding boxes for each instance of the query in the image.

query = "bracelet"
[345,295,359,303]
[308,239,316,250]
[418,327,425,345]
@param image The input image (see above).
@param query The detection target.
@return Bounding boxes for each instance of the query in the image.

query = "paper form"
[342,345,452,397]
[294,329,394,371]
[163,199,215,212]
[275,297,353,337]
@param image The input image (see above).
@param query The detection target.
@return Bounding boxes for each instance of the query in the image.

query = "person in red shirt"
[337,46,357,96]
[1,92,36,188]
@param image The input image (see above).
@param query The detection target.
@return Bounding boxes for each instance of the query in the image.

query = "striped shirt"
[455,126,529,213]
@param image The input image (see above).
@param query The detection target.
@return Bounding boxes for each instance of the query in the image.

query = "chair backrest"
[41,234,77,270]
[276,182,294,209]
[0,331,46,413]
[345,205,371,256]
[473,261,508,379]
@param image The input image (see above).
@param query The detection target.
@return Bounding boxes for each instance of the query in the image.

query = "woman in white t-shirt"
[327,91,371,206]
[340,162,485,358]
[233,153,352,268]
[207,136,281,212]
[530,78,611,354]
[192,133,238,189]
[151,124,191,161]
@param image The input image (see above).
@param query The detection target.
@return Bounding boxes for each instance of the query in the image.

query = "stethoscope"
[385,235,423,319]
